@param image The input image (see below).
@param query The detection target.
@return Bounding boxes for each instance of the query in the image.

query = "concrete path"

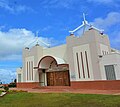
[0,92,7,97]
[10,88,120,95]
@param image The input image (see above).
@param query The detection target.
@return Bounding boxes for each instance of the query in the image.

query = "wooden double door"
[47,71,70,86]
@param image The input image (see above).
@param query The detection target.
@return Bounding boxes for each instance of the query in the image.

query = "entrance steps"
[33,86,71,90]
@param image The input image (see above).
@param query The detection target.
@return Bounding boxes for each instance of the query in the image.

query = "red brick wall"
[17,80,120,90]
[17,82,39,88]
[71,80,120,90]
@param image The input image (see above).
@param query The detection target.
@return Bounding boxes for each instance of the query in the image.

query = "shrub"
[8,90,27,93]
[4,86,9,92]
[8,83,16,88]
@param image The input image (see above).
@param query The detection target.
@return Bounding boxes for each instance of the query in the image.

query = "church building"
[17,17,120,90]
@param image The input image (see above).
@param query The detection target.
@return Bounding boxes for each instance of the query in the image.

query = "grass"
[0,92,120,107]
[0,90,2,94]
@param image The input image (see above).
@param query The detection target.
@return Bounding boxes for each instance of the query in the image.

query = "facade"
[17,28,120,90]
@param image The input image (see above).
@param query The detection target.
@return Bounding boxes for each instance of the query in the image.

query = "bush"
[8,90,27,93]
[0,85,4,88]
[4,86,9,92]
[8,83,16,88]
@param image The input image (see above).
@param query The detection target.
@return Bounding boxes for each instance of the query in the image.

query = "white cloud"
[41,0,80,9]
[0,0,12,11]
[0,28,63,83]
[0,0,34,14]
[75,12,120,50]
[0,68,16,84]
[91,12,120,50]
[0,28,53,61]
[0,28,62,83]
[109,30,120,50]
[91,12,120,31]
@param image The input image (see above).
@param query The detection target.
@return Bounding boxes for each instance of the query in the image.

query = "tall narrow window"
[31,61,33,80]
[18,74,21,82]
[76,53,80,78]
[81,52,85,78]
[85,51,90,78]
[27,62,28,80]
[29,61,31,80]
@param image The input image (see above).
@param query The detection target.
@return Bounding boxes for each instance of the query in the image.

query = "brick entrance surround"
[17,80,120,90]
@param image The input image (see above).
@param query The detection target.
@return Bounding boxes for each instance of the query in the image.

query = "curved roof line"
[38,55,66,68]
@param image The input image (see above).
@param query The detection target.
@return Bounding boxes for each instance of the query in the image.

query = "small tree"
[14,79,17,83]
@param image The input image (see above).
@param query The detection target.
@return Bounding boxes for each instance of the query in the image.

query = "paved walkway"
[10,88,120,95]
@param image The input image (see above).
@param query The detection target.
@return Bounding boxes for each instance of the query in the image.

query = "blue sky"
[0,0,120,83]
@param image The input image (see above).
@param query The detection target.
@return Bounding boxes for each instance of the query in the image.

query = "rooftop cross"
[36,31,39,45]
[24,31,50,48]
[83,13,87,24]
[69,13,104,35]
[83,13,85,21]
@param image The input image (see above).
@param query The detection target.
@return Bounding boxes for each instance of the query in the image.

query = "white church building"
[17,17,120,90]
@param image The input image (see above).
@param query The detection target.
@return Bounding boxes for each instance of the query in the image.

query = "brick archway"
[37,56,70,86]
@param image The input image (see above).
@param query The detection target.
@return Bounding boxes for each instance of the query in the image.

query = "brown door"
[54,71,64,86]
[47,71,70,86]
[63,71,70,86]
[47,72,54,86]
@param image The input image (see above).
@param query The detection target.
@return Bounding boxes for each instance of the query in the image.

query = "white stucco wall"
[25,56,39,82]
[73,44,94,81]
[99,53,120,80]
[100,44,109,55]
[43,44,67,63]
[19,44,68,83]
[16,68,23,82]
[17,29,120,83]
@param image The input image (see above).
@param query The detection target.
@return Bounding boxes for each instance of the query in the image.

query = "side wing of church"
[17,25,120,90]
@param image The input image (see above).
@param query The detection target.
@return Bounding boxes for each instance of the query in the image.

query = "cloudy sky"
[0,0,120,83]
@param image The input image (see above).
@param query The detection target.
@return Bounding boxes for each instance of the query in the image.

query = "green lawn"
[0,90,2,94]
[0,92,120,107]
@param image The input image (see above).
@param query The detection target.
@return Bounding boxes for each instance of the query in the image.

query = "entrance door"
[47,71,70,86]
[47,72,54,86]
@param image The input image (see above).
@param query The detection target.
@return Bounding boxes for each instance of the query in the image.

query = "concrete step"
[33,86,71,89]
